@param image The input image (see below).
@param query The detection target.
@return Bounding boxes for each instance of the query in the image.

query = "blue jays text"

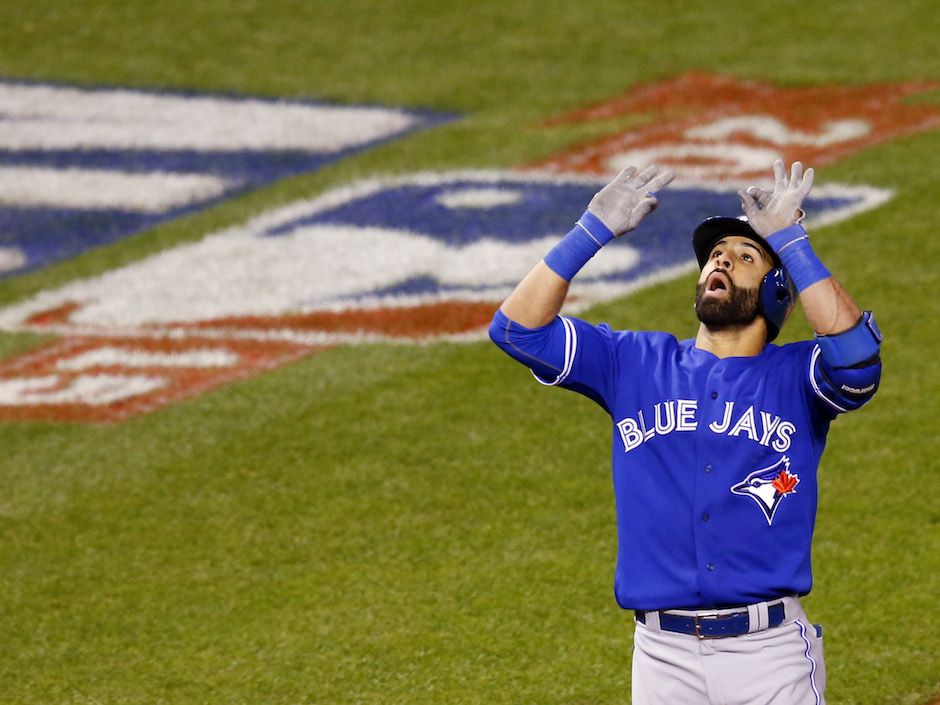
[616,398,796,453]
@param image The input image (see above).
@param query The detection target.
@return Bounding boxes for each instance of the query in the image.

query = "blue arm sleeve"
[489,309,618,412]
[488,309,570,382]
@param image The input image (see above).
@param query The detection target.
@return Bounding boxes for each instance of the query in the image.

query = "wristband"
[543,210,614,281]
[766,224,831,292]
[815,310,882,368]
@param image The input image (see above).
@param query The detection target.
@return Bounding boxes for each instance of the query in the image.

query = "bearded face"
[694,275,761,329]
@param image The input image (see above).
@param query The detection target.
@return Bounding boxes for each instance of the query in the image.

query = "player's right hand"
[587,164,675,237]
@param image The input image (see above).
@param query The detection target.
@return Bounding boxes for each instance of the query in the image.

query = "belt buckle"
[692,610,721,640]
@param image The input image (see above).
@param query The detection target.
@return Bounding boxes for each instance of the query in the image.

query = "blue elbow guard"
[812,353,881,412]
[815,311,882,368]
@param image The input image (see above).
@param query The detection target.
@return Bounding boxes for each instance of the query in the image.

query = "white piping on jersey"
[809,345,850,414]
[533,316,577,387]
[795,619,823,705]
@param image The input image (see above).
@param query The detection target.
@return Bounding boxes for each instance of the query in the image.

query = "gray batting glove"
[588,165,676,237]
[737,160,814,237]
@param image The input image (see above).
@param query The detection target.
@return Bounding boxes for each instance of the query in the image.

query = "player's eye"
[741,253,753,263]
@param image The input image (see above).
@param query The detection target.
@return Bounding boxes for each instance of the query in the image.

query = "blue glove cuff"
[543,210,614,281]
[766,224,831,292]
[815,311,882,368]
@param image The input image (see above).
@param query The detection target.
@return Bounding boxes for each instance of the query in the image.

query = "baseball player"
[489,160,882,704]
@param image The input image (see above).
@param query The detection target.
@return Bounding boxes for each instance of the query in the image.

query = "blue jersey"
[490,310,880,611]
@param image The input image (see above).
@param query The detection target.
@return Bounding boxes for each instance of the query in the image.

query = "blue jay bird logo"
[730,456,800,526]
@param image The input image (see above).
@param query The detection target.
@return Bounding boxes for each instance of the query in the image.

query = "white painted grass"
[0,166,232,212]
[0,373,166,406]
[0,82,419,153]
[54,347,240,370]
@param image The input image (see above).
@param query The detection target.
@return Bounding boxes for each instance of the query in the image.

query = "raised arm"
[740,160,882,409]
[739,160,864,336]
[500,165,676,327]
[498,261,570,329]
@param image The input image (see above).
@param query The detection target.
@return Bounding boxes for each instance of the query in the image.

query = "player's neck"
[694,321,767,358]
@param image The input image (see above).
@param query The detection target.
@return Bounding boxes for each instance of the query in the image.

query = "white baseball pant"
[631,597,826,705]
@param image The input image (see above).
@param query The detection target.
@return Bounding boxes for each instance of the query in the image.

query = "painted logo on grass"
[0,172,890,421]
[534,72,940,182]
[0,79,452,276]
[1,72,937,422]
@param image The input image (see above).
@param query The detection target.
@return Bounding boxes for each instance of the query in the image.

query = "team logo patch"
[0,79,451,276]
[731,456,800,526]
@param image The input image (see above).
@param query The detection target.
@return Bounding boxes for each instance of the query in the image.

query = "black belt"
[635,601,786,639]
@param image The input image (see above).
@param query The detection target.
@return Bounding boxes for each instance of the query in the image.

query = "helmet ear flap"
[759,267,793,342]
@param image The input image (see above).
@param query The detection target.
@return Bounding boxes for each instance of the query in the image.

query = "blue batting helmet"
[692,216,794,342]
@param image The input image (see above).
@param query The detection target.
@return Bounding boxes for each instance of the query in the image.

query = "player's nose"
[712,252,732,269]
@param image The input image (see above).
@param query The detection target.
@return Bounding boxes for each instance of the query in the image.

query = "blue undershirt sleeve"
[489,309,617,412]
[489,309,570,382]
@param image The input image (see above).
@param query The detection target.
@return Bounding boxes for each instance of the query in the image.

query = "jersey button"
[702,512,710,522]
[706,563,716,571]
[704,464,713,473]
[711,391,718,399]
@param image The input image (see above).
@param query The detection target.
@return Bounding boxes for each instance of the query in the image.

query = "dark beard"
[695,279,761,329]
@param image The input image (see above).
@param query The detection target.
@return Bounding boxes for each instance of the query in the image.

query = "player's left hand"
[738,160,814,237]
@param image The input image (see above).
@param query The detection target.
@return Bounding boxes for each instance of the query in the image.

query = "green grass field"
[1,1,938,703]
